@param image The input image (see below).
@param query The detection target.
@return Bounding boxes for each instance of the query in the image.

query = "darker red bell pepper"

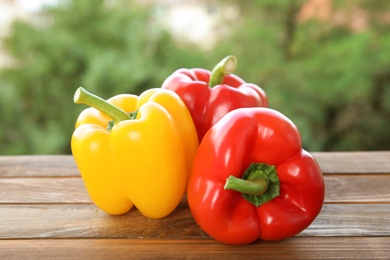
[187,107,325,244]
[161,55,268,141]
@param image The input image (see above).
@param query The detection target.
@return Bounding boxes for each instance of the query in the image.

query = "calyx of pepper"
[224,163,280,207]
[107,110,138,131]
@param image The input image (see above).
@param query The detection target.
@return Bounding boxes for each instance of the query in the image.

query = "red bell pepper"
[161,55,268,141]
[187,107,325,244]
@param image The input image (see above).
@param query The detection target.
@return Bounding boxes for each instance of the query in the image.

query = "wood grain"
[0,155,79,177]
[0,237,389,259]
[1,203,389,239]
[1,153,390,259]
[324,175,390,203]
[1,175,390,204]
[313,151,390,174]
[1,152,389,177]
[0,177,90,203]
[0,204,207,239]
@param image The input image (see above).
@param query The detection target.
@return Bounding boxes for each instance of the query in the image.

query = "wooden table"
[1,152,390,259]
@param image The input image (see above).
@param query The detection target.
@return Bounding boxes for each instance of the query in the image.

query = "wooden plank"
[1,203,390,239]
[313,151,390,174]
[0,155,79,177]
[0,178,90,203]
[1,152,390,178]
[2,174,390,204]
[0,153,389,259]
[0,237,389,259]
[324,175,390,203]
[303,203,390,236]
[0,204,207,239]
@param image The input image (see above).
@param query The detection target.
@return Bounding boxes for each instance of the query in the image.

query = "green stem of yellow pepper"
[208,55,237,88]
[74,87,131,123]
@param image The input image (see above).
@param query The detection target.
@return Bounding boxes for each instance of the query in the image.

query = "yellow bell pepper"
[71,87,198,219]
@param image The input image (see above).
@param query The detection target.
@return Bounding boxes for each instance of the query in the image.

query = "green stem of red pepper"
[225,173,269,196]
[74,87,131,123]
[208,55,237,88]
[224,163,280,207]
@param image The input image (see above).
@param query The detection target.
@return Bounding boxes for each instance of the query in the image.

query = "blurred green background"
[1,0,390,155]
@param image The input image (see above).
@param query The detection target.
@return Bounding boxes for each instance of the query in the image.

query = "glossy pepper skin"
[187,107,325,244]
[161,55,268,141]
[71,88,198,219]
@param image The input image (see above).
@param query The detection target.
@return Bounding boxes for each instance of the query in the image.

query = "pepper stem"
[74,87,131,123]
[224,163,280,207]
[225,174,269,196]
[208,55,237,88]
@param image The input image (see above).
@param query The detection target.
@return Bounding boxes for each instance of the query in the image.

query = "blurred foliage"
[1,0,390,154]
[0,0,209,154]
[214,0,390,151]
